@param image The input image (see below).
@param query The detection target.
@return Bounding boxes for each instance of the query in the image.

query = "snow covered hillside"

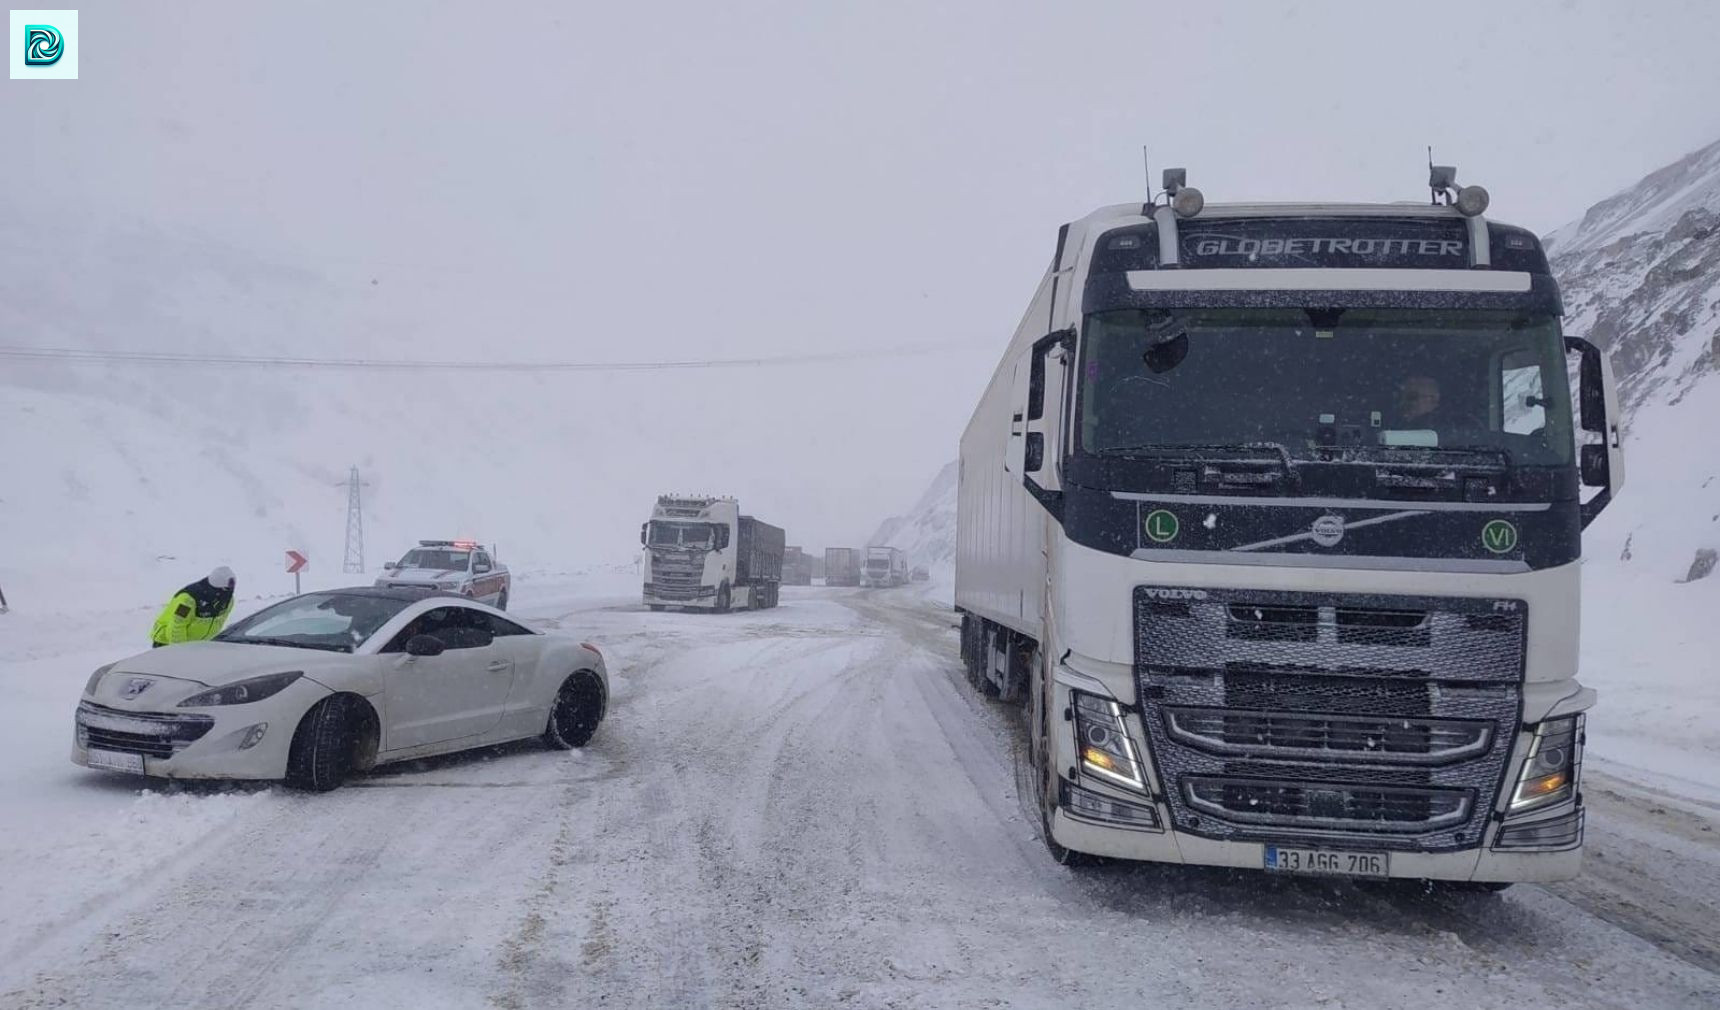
[866,460,956,573]
[1544,138,1720,789]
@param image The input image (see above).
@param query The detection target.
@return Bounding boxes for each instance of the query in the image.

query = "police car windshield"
[1078,308,1574,467]
[399,549,470,570]
[217,592,410,652]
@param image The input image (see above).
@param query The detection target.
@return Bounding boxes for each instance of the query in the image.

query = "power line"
[0,341,986,372]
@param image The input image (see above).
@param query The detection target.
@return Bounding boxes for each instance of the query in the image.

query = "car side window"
[382,606,459,653]
[485,613,533,637]
[473,551,492,573]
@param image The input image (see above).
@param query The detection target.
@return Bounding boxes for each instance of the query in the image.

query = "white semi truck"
[862,546,908,588]
[956,167,1625,886]
[642,495,784,613]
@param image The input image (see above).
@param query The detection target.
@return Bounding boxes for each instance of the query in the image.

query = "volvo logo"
[1310,515,1346,547]
[1140,587,1207,600]
[120,678,154,699]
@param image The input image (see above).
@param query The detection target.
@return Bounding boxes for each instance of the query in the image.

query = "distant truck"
[783,547,814,586]
[377,539,511,609]
[642,495,784,612]
[862,546,908,588]
[823,548,862,587]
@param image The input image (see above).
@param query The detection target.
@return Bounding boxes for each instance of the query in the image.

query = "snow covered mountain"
[1547,137,1720,581]
[867,460,956,572]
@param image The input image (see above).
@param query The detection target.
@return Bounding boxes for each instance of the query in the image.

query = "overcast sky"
[10,0,1720,547]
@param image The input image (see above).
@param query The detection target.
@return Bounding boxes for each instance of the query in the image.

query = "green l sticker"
[1482,519,1519,554]
[1143,509,1180,544]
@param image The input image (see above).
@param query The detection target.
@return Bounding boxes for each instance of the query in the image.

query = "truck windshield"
[649,521,715,548]
[399,549,469,570]
[1078,308,1573,466]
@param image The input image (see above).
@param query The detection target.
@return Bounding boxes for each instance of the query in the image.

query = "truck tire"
[649,605,667,612]
[543,671,605,749]
[285,695,363,792]
[1034,690,1104,867]
[715,583,732,614]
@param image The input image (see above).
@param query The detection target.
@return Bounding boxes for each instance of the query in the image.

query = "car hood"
[98,641,348,692]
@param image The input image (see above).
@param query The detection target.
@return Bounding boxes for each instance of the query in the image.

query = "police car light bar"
[419,539,481,550]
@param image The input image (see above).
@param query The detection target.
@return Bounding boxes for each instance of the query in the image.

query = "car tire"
[544,672,605,749]
[285,695,361,792]
[715,583,732,614]
[496,589,510,611]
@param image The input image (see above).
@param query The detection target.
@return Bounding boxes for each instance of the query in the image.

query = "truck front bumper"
[1049,789,1584,882]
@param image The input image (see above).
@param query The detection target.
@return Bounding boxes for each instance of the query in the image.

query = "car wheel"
[285,695,362,792]
[544,672,605,749]
[715,583,732,614]
[496,590,510,611]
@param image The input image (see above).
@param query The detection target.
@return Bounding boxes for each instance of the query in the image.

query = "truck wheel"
[285,695,363,792]
[544,672,605,749]
[715,583,732,614]
[649,605,667,612]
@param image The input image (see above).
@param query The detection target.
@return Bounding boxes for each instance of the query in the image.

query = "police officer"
[151,566,237,647]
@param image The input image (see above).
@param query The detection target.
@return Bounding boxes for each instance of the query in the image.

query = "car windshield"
[1078,308,1574,466]
[216,592,412,652]
[398,549,470,570]
[648,521,715,548]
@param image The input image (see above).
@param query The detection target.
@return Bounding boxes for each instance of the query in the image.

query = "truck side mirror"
[640,523,648,546]
[1580,443,1609,487]
[1565,336,1625,527]
[1025,432,1044,471]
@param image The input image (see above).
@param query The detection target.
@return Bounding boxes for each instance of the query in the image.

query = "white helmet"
[209,566,235,589]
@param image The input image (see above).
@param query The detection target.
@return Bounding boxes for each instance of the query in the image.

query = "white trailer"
[956,167,1625,885]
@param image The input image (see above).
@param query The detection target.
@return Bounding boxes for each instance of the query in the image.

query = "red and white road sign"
[285,550,308,574]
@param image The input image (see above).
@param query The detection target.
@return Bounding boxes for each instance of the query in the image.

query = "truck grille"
[648,552,708,600]
[77,701,215,759]
[1185,777,1472,832]
[1135,587,1523,851]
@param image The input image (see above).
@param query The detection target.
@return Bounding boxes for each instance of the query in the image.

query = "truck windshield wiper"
[1094,442,1294,466]
[1362,444,1512,467]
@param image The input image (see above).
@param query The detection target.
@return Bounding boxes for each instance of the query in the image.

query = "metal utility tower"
[341,466,369,574]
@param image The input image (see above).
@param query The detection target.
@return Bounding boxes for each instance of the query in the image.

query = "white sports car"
[72,587,608,791]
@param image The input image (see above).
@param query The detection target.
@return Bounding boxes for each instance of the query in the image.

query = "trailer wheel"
[715,583,732,614]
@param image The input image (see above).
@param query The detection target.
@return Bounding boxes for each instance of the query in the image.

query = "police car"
[377,540,511,610]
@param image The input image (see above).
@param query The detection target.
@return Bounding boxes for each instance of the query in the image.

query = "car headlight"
[1072,691,1147,792]
[435,581,458,590]
[84,663,117,696]
[177,671,304,708]
[1509,715,1581,813]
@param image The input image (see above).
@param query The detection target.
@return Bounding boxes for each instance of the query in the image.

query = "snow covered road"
[2,578,1718,1008]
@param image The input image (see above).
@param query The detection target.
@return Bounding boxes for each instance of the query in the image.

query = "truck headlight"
[1072,691,1147,792]
[1509,715,1581,813]
[177,671,304,708]
[84,663,117,696]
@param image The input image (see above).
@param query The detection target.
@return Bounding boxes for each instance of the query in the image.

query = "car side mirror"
[383,561,398,571]
[405,634,446,657]
[1580,443,1610,487]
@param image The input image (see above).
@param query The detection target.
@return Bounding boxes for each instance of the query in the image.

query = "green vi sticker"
[1143,509,1180,544]
[1481,519,1519,554]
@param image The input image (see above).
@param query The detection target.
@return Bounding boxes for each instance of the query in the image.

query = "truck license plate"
[1263,845,1388,878]
[86,749,145,774]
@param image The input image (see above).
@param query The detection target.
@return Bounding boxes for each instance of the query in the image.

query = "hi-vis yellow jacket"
[150,587,234,646]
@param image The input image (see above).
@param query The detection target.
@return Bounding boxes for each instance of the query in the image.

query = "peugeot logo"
[1310,514,1346,547]
[121,678,154,699]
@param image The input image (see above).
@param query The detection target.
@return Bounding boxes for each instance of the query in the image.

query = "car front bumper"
[71,678,332,781]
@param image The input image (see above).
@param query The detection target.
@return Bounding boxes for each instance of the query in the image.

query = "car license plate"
[86,748,145,774]
[1263,845,1388,878]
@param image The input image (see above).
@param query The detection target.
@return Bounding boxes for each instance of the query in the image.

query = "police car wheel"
[496,590,509,611]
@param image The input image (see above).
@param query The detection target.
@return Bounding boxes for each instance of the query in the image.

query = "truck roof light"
[1171,187,1205,218]
[1455,184,1490,217]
